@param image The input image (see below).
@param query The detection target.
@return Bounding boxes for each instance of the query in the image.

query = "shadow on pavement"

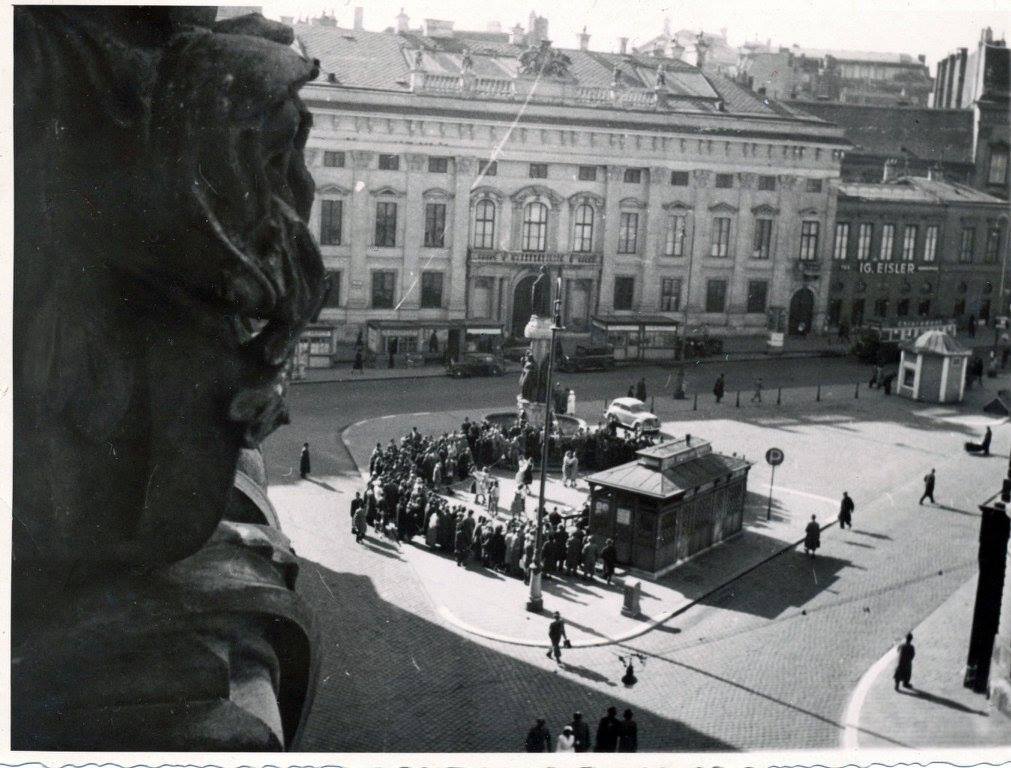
[560,662,619,687]
[897,687,990,715]
[928,503,982,518]
[297,563,732,752]
[304,477,339,492]
[853,530,892,541]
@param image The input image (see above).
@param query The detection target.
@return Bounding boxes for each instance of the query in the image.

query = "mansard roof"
[294,22,830,122]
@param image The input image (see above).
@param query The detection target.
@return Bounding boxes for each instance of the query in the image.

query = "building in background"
[634,23,741,76]
[784,101,976,184]
[826,177,1008,333]
[739,46,933,106]
[291,9,849,365]
[933,28,1009,201]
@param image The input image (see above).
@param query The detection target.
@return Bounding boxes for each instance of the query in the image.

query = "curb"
[292,349,847,385]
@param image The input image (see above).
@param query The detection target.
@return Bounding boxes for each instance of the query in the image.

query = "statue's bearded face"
[14,23,325,579]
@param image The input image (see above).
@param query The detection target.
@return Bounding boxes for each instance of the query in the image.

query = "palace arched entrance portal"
[788,287,815,335]
[511,273,547,338]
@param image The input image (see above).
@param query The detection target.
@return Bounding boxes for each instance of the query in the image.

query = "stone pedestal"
[518,396,547,426]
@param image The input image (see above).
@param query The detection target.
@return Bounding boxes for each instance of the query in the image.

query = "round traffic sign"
[765,447,785,466]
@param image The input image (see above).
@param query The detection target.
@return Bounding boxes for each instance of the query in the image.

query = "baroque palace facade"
[294,16,850,359]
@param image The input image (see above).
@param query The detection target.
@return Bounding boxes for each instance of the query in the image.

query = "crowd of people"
[349,416,630,583]
[525,706,637,752]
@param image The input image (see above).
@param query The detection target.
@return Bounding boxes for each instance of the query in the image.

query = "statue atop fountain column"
[12,7,323,750]
[517,269,555,418]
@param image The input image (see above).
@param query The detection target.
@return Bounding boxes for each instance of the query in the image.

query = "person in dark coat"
[982,426,993,456]
[969,314,977,337]
[713,374,725,403]
[525,719,552,752]
[600,538,617,584]
[617,709,638,752]
[546,611,568,663]
[635,377,647,401]
[299,442,311,478]
[627,385,635,398]
[893,632,915,690]
[594,706,621,752]
[454,523,470,567]
[352,348,363,373]
[919,468,936,505]
[838,492,854,530]
[489,525,507,571]
[570,712,591,753]
[803,515,820,558]
[349,491,363,535]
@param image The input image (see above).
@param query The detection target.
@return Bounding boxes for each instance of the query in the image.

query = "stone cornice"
[317,183,352,196]
[619,197,647,209]
[751,203,780,216]
[370,186,406,198]
[422,187,454,200]
[662,201,693,211]
[470,186,504,204]
[568,191,606,209]
[708,201,739,213]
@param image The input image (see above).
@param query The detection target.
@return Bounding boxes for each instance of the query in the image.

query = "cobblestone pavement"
[267,369,1011,751]
[856,574,1010,749]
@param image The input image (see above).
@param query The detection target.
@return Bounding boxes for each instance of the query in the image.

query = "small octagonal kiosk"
[586,437,752,578]
[897,330,971,404]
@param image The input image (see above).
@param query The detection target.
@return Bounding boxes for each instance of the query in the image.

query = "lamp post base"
[526,569,543,613]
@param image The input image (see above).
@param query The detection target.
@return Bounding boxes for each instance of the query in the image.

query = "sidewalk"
[853,573,1011,748]
[340,384,1008,650]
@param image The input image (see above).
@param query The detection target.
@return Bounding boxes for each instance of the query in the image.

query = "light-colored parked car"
[604,397,661,434]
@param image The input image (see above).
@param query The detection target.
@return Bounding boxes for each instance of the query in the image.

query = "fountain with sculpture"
[13,7,324,750]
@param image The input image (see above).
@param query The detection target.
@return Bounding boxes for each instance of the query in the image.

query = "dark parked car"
[850,329,900,364]
[502,342,530,362]
[557,344,616,372]
[446,353,505,378]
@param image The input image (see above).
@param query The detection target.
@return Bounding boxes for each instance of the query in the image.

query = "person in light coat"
[556,725,576,753]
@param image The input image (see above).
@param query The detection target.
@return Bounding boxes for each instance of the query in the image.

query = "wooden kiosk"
[586,437,751,577]
[897,330,971,403]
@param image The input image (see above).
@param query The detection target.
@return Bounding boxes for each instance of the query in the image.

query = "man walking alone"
[838,492,854,530]
[299,442,311,479]
[546,611,568,664]
[893,633,916,691]
[919,469,936,505]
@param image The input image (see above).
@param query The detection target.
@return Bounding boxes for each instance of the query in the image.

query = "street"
[262,355,1011,751]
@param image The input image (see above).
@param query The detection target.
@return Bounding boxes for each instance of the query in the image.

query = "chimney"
[917,53,926,64]
[618,36,628,55]
[578,26,590,51]
[883,158,898,182]
[395,8,409,33]
[353,6,363,30]
[510,23,525,45]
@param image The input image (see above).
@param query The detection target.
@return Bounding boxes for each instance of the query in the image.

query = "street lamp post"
[526,272,563,614]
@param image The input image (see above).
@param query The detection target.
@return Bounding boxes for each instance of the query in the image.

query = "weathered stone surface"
[13,7,322,750]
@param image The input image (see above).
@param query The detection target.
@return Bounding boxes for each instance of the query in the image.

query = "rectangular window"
[374,201,398,247]
[705,279,728,312]
[752,219,773,259]
[901,225,917,261]
[857,223,873,260]
[578,165,598,181]
[833,222,850,260]
[572,204,595,253]
[423,203,447,248]
[420,271,444,308]
[960,226,976,263]
[618,212,639,254]
[427,156,449,173]
[990,146,1009,185]
[879,224,894,261]
[522,203,548,252]
[806,178,823,193]
[715,173,734,189]
[924,225,938,262]
[799,221,820,261]
[378,153,400,171]
[623,168,643,184]
[664,214,687,257]
[746,280,769,313]
[986,223,1003,264]
[758,175,776,191]
[324,270,342,308]
[660,278,682,311]
[918,299,931,317]
[613,276,635,310]
[670,170,690,186]
[529,163,548,179]
[711,217,731,257]
[323,150,345,168]
[874,298,889,317]
[851,298,865,325]
[473,199,496,249]
[478,160,497,176]
[371,270,396,308]
[319,199,342,245]
[897,298,910,317]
